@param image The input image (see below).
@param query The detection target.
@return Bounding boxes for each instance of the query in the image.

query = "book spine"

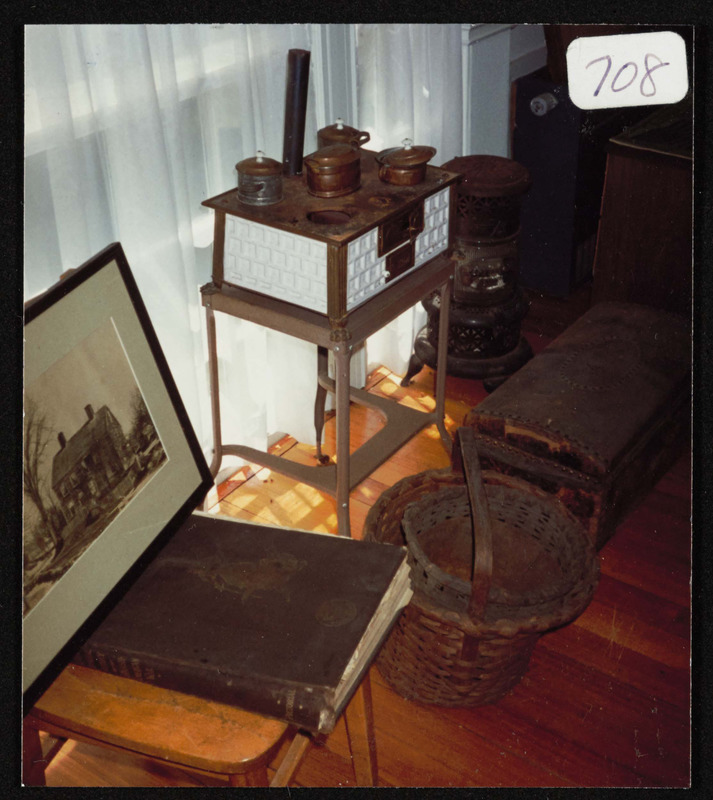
[72,645,336,733]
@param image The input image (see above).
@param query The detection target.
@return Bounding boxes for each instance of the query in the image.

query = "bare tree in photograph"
[129,387,152,451]
[127,387,166,478]
[23,397,63,556]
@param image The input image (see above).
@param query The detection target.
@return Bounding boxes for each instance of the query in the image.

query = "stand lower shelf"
[223,381,443,496]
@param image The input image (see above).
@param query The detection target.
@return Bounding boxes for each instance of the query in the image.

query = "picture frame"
[23,243,213,699]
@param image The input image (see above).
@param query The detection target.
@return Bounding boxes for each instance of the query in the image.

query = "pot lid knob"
[335,118,345,129]
[378,138,435,167]
[237,150,282,175]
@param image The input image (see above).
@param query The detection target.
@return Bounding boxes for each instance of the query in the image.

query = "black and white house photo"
[23,317,167,614]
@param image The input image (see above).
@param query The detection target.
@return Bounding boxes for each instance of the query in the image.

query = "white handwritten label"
[567,31,688,110]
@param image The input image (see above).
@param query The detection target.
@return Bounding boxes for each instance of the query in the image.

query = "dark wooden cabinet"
[592,103,693,317]
[513,71,649,297]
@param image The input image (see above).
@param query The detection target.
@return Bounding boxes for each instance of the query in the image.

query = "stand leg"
[206,306,223,479]
[434,278,453,451]
[334,343,352,537]
[314,346,330,464]
[344,673,378,787]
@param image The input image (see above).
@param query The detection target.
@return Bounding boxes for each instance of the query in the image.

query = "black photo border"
[23,242,213,708]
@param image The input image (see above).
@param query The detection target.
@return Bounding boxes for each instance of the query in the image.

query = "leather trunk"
[463,301,690,549]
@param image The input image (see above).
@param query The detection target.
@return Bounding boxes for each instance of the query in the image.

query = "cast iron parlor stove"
[402,155,533,391]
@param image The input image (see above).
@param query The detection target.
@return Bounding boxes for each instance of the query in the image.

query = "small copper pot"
[376,138,437,186]
[303,143,361,198]
[317,118,371,149]
[236,151,283,205]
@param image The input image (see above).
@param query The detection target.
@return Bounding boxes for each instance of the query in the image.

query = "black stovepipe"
[282,49,311,177]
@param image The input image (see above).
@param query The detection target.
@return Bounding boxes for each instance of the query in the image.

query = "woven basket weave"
[363,429,599,707]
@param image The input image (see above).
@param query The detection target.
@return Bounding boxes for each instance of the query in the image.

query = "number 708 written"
[586,53,670,98]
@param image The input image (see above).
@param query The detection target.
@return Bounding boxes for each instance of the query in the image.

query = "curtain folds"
[24,24,464,475]
[25,24,321,477]
[356,23,463,377]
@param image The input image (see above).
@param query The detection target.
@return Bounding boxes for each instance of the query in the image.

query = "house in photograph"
[51,404,136,531]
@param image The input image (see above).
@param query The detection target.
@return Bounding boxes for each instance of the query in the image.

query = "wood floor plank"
[598,539,690,609]
[362,676,573,787]
[571,602,688,671]
[430,694,644,787]
[592,574,690,642]
[514,647,690,787]
[537,624,690,710]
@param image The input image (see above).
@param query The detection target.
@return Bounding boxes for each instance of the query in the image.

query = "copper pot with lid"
[376,138,437,186]
[303,143,361,198]
[236,151,283,205]
[317,117,371,149]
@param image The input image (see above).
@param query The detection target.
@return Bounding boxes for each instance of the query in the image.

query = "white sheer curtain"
[24,24,464,476]
[24,24,320,478]
[358,24,463,376]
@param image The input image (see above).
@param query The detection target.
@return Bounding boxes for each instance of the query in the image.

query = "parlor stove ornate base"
[403,286,533,392]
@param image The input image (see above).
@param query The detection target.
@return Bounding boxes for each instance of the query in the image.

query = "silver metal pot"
[236,151,283,206]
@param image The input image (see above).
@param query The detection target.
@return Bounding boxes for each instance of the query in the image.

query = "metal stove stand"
[201,253,454,539]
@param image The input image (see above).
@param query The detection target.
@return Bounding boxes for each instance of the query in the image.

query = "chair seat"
[27,664,290,779]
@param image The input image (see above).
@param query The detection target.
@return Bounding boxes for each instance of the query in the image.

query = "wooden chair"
[23,663,378,787]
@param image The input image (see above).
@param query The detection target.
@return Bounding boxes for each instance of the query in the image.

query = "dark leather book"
[73,513,411,734]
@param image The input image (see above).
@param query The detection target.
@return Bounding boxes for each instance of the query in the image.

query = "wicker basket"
[363,428,599,707]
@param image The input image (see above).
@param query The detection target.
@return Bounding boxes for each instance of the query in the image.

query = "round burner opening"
[307,209,352,225]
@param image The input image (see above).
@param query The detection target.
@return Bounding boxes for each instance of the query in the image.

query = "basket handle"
[455,427,494,622]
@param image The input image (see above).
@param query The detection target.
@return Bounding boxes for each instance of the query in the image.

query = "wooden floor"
[37,319,692,788]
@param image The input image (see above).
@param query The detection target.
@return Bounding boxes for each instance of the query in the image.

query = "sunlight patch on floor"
[400,394,435,412]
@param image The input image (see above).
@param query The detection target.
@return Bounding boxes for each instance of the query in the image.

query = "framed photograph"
[23,243,213,696]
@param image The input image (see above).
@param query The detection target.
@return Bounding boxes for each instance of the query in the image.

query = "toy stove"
[203,150,459,326]
[199,49,460,540]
